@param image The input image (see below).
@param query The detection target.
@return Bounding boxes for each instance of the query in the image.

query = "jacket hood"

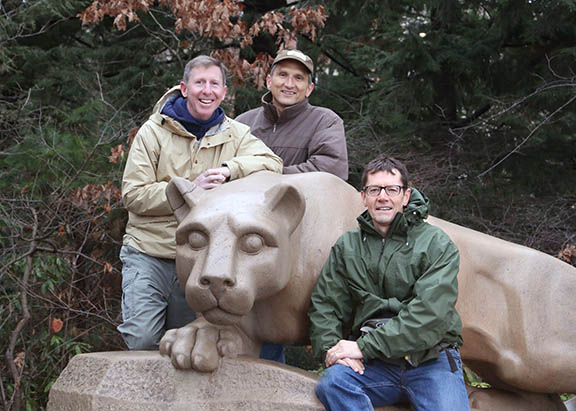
[358,188,430,237]
[148,86,229,139]
[147,86,190,138]
[404,188,429,223]
[152,86,181,114]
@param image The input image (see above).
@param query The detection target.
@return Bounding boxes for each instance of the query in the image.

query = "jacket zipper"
[273,123,277,133]
[190,138,200,167]
[377,238,386,266]
[377,237,400,293]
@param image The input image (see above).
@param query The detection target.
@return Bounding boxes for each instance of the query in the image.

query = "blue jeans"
[117,245,197,350]
[259,343,286,363]
[316,349,470,411]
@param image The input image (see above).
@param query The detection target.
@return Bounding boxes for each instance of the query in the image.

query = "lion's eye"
[239,233,264,254]
[188,231,208,250]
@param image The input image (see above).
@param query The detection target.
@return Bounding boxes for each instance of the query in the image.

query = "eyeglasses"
[362,185,406,197]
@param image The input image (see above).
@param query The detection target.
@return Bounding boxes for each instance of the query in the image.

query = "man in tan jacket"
[119,55,282,350]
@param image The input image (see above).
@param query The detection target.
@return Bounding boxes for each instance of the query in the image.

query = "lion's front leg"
[159,316,260,372]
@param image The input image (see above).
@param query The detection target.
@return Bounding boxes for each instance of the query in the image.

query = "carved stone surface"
[47,352,569,410]
[47,351,410,410]
[429,216,576,393]
[467,387,567,411]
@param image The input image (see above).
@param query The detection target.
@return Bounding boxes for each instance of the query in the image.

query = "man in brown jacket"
[236,49,348,362]
[119,55,282,351]
[236,49,348,180]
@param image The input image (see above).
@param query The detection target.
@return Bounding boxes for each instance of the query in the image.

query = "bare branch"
[5,209,37,411]
[477,93,576,177]
[450,80,576,134]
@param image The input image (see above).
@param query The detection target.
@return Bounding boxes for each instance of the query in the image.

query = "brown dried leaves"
[78,0,327,88]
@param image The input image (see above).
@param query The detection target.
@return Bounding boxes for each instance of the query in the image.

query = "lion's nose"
[199,274,236,297]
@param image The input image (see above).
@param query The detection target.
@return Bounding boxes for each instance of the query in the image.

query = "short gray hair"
[183,55,228,85]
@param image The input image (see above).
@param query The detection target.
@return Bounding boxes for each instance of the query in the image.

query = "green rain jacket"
[308,189,463,367]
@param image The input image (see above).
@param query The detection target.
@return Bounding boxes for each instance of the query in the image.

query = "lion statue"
[160,171,364,371]
[160,171,576,409]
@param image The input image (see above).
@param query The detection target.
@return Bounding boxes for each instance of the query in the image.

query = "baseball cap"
[272,49,314,73]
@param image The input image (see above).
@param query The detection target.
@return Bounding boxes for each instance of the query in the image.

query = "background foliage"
[1,0,574,409]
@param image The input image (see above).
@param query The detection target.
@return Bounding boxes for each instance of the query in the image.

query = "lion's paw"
[159,318,255,372]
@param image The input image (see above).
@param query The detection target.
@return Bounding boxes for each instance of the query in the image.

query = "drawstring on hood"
[404,188,430,223]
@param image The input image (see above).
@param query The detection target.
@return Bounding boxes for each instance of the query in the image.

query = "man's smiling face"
[180,65,227,121]
[361,169,411,236]
[266,60,314,114]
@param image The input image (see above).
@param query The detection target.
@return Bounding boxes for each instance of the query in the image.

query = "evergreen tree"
[304,0,575,250]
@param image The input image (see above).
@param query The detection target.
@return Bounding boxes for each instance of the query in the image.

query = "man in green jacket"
[119,55,282,350]
[308,155,469,410]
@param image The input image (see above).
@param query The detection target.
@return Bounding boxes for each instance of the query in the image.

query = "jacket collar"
[199,118,234,146]
[149,85,230,139]
[358,188,430,239]
[261,91,311,123]
[357,210,407,240]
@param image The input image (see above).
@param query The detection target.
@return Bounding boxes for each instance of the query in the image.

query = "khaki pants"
[117,245,197,350]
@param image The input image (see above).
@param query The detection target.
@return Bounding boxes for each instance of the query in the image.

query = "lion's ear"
[265,183,306,234]
[166,177,199,223]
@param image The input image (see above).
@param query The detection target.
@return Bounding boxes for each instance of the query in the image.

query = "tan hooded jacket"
[122,86,283,259]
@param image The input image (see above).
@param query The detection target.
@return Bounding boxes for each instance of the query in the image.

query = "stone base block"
[48,351,569,411]
[47,351,410,410]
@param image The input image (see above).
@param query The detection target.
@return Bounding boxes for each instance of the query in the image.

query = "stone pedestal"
[47,351,322,410]
[48,351,568,411]
[48,351,410,410]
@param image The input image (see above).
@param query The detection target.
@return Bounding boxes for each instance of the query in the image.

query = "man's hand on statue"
[336,357,365,375]
[194,167,230,189]
[325,340,363,367]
